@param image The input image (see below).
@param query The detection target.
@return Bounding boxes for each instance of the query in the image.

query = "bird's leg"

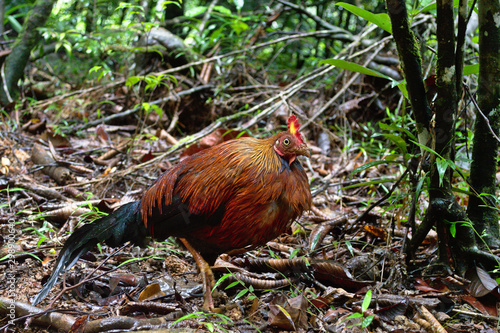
[178,238,215,311]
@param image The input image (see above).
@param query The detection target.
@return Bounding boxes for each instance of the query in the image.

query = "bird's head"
[273,115,310,165]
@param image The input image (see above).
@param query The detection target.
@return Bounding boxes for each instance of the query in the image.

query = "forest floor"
[0,52,499,333]
[1,108,499,333]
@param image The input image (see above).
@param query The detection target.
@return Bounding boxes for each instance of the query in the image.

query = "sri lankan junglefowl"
[33,115,312,309]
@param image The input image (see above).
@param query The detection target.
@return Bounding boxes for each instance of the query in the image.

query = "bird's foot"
[201,262,216,312]
[178,238,218,312]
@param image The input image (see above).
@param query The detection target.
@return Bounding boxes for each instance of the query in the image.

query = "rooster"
[33,115,311,309]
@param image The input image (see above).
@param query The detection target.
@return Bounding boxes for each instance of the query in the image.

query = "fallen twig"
[31,143,71,185]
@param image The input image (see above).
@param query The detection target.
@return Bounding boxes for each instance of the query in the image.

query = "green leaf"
[118,256,150,267]
[436,158,449,187]
[417,0,462,14]
[62,42,72,56]
[235,288,248,299]
[376,123,394,132]
[415,172,427,197]
[362,290,372,312]
[381,133,407,154]
[5,3,32,16]
[409,140,444,160]
[351,160,399,176]
[337,2,392,34]
[230,20,249,35]
[126,76,142,86]
[275,305,294,325]
[172,312,204,325]
[310,231,323,252]
[213,273,232,291]
[345,240,354,256]
[379,122,417,141]
[6,16,22,33]
[142,102,151,114]
[167,74,178,86]
[347,312,363,319]
[116,2,140,10]
[0,187,25,193]
[186,6,207,17]
[384,154,400,161]
[225,281,240,289]
[449,222,457,238]
[151,104,163,118]
[289,247,301,259]
[25,252,42,261]
[213,5,232,15]
[210,26,225,42]
[160,1,182,9]
[36,237,47,248]
[204,322,214,333]
[463,64,479,76]
[319,59,392,80]
[362,315,375,328]
[417,1,438,13]
[89,66,102,74]
[397,80,409,99]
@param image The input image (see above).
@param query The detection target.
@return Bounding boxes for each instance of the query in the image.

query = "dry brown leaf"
[138,283,165,301]
[269,294,308,330]
[1,156,10,174]
[364,225,388,241]
[466,266,499,298]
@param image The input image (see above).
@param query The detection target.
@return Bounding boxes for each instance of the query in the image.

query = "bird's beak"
[295,143,311,158]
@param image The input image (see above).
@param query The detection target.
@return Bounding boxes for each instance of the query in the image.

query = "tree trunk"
[388,0,500,271]
[466,0,500,248]
[0,0,56,105]
[385,0,432,133]
[0,0,5,35]
[386,0,433,259]
[429,0,464,272]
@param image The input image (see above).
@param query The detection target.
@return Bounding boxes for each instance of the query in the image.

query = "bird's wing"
[140,139,283,239]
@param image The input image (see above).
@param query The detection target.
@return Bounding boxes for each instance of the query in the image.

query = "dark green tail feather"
[32,201,145,305]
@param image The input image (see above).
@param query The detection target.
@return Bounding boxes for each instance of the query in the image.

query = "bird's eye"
[283,138,290,146]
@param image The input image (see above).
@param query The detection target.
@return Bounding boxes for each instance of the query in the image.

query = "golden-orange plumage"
[34,116,311,309]
[141,132,311,261]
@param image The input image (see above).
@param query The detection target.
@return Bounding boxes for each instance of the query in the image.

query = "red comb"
[287,115,304,143]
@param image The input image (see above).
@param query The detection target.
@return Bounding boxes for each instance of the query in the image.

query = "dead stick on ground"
[417,305,447,333]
